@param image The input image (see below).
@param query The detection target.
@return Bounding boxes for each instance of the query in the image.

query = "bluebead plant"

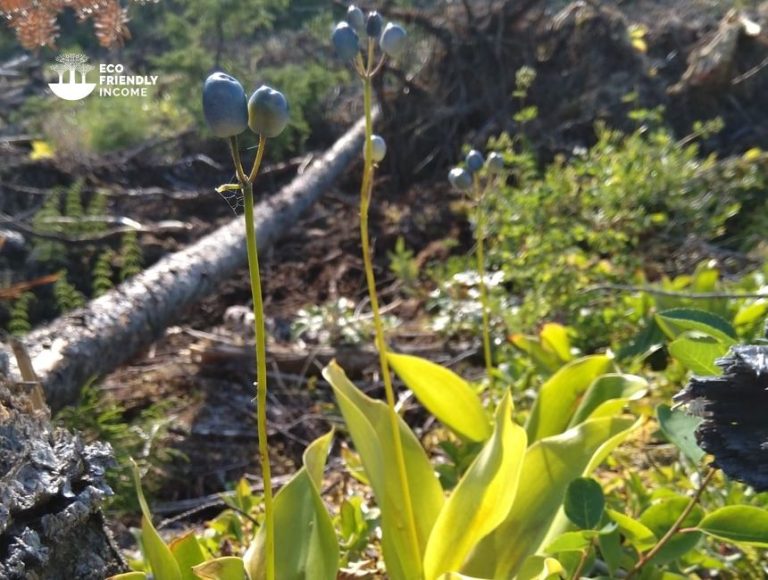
[448,149,506,376]
[324,8,643,580]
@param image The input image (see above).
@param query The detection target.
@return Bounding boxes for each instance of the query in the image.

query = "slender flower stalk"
[362,42,422,574]
[472,176,493,375]
[334,15,421,573]
[205,70,287,579]
[228,135,275,580]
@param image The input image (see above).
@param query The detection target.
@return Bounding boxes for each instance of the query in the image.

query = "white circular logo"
[48,53,96,101]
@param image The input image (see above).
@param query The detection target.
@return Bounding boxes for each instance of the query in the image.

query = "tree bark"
[0,380,125,579]
[5,117,369,413]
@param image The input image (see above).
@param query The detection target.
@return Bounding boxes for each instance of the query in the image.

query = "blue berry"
[248,85,289,138]
[448,167,472,191]
[380,22,406,58]
[465,150,484,173]
[366,12,383,39]
[369,134,386,162]
[202,72,248,138]
[346,5,365,34]
[333,21,360,61]
[487,152,504,172]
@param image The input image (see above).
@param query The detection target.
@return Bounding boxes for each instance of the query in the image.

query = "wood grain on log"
[5,117,370,413]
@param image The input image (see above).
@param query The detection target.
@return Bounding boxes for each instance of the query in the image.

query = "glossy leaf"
[424,393,526,577]
[569,373,647,426]
[131,459,182,580]
[564,477,604,529]
[698,506,768,546]
[107,574,147,580]
[436,574,488,580]
[639,496,704,565]
[169,532,206,580]
[657,404,705,464]
[464,416,639,578]
[668,332,727,376]
[192,557,246,580]
[526,355,614,442]
[387,353,491,442]
[323,361,444,580]
[605,509,657,551]
[244,430,338,580]
[509,333,563,374]
[655,308,736,345]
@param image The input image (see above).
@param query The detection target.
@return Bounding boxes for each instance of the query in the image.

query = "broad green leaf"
[169,532,206,580]
[540,323,573,363]
[526,355,614,442]
[192,557,246,580]
[564,478,604,529]
[244,430,338,580]
[569,374,647,426]
[387,353,491,442]
[656,404,705,464]
[516,555,565,580]
[668,332,727,376]
[544,530,596,554]
[605,509,657,551]
[131,459,182,580]
[734,300,768,328]
[107,574,147,580]
[424,393,526,578]
[436,574,488,580]
[323,362,444,580]
[698,506,768,546]
[639,496,704,565]
[655,308,736,345]
[464,416,639,578]
[597,527,623,575]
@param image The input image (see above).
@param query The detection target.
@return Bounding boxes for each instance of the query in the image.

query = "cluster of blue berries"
[202,72,289,140]
[332,5,407,65]
[448,149,504,191]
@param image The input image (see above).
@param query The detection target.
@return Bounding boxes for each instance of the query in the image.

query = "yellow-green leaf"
[464,416,639,578]
[131,459,182,580]
[387,353,491,442]
[605,509,657,551]
[244,430,338,580]
[170,532,206,580]
[698,506,768,546]
[424,393,526,578]
[569,374,647,426]
[107,574,147,580]
[192,557,246,580]
[525,355,614,442]
[516,555,565,580]
[323,361,444,580]
[540,323,572,363]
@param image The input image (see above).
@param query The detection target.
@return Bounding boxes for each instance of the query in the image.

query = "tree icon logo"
[48,53,96,101]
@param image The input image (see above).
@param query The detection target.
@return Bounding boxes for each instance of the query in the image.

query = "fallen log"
[5,117,369,413]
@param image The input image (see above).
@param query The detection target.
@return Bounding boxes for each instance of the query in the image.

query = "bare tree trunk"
[5,117,369,413]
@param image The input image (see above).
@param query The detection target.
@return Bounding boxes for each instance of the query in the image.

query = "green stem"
[473,177,493,375]
[360,72,423,576]
[626,467,716,579]
[569,543,592,580]
[231,135,274,580]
